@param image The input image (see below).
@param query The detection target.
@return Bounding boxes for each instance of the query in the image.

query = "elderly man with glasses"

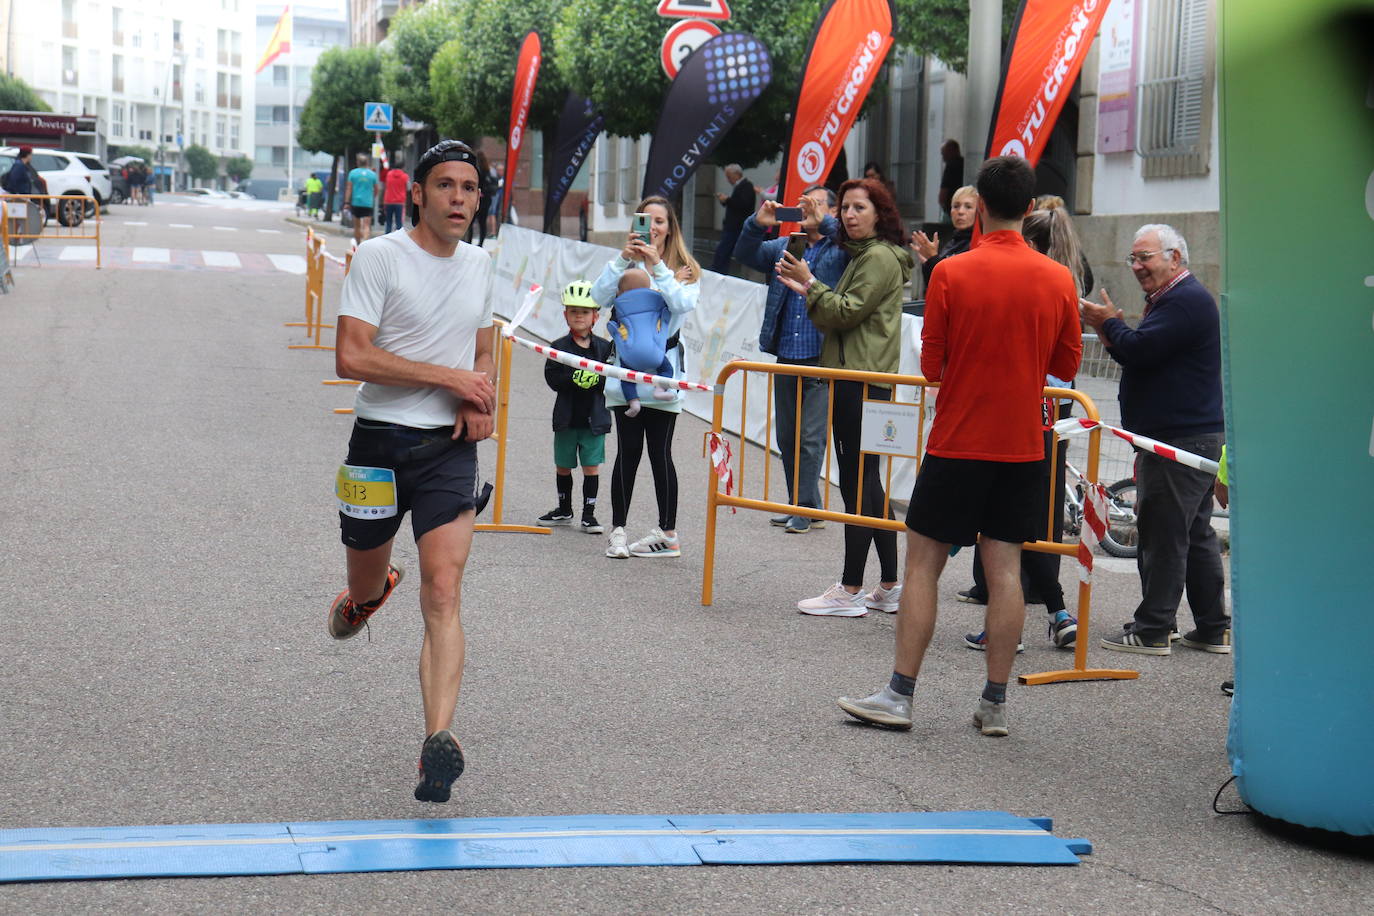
[1079,224,1230,656]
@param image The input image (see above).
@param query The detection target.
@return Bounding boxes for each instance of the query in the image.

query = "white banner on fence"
[488,225,925,502]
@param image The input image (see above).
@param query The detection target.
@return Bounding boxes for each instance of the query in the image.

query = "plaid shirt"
[776,240,826,360]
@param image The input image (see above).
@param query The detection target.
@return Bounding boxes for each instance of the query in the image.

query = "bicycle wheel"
[1101,478,1139,558]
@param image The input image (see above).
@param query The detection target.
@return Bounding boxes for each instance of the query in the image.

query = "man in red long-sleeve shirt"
[837,156,1081,738]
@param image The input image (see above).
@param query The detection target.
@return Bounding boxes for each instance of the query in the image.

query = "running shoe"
[837,686,913,730]
[963,630,1025,652]
[605,526,630,559]
[798,583,869,617]
[1049,610,1078,648]
[865,584,902,614]
[629,527,681,558]
[414,729,465,803]
[538,507,574,526]
[973,698,1009,737]
[327,564,404,640]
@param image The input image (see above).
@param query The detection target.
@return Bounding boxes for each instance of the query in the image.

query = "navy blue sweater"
[1102,273,1223,441]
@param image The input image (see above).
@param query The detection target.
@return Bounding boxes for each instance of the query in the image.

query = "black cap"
[411,139,479,226]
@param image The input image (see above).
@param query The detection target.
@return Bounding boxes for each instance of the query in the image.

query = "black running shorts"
[350,204,374,221]
[905,455,1043,547]
[338,419,480,551]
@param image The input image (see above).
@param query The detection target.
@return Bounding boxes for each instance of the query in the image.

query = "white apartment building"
[251,1,344,199]
[8,0,255,189]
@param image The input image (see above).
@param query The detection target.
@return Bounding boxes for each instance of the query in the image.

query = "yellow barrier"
[1,194,102,267]
[700,360,1137,687]
[287,229,335,351]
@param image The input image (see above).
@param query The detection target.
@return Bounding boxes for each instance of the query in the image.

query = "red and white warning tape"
[1051,417,1220,476]
[706,432,737,512]
[1076,481,1109,583]
[499,283,714,394]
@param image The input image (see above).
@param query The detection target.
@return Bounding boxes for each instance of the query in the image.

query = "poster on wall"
[1096,0,1137,153]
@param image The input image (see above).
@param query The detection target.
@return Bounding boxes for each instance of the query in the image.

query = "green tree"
[429,0,567,142]
[0,73,50,112]
[184,144,218,182]
[381,0,463,127]
[552,0,811,168]
[894,0,1023,73]
[224,155,254,183]
[298,46,401,158]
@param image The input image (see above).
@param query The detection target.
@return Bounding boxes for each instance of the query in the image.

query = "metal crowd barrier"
[700,360,1138,687]
[1,194,102,268]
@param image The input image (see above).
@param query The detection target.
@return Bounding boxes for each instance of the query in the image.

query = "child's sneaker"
[580,513,604,535]
[538,507,573,525]
[629,527,680,557]
[1048,610,1078,648]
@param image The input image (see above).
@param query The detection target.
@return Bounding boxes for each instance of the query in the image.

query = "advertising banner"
[985,0,1111,163]
[1220,0,1374,836]
[542,93,604,235]
[503,31,542,224]
[777,0,895,207]
[640,32,772,200]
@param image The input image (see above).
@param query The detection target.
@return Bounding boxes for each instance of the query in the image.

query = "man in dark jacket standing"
[1081,224,1230,656]
[735,186,847,533]
[710,164,754,275]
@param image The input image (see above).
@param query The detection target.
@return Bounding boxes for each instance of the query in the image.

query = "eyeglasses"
[1125,250,1164,266]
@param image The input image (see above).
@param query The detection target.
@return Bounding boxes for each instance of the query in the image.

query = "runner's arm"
[456,325,497,441]
[335,316,495,413]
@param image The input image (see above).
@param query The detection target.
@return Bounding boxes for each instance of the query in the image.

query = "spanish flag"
[255,6,292,74]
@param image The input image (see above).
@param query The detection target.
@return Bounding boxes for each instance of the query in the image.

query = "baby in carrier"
[608,268,677,418]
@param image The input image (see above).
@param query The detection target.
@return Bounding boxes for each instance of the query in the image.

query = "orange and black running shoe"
[327,563,404,640]
[414,729,465,803]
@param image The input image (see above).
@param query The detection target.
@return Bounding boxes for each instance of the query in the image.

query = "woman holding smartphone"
[590,196,701,559]
[776,178,913,617]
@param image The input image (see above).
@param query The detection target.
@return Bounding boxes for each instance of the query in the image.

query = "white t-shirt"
[338,231,494,428]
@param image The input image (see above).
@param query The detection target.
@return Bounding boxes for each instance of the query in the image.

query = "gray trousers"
[1131,431,1229,640]
[773,356,828,510]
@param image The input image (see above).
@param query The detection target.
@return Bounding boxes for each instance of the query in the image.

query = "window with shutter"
[1136,0,1215,177]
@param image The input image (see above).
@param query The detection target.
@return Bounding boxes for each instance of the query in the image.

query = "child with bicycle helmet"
[537,280,614,535]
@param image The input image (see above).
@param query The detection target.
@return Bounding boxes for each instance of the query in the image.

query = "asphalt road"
[1,197,1369,914]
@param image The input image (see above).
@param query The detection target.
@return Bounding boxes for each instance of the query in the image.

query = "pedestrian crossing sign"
[363,102,393,133]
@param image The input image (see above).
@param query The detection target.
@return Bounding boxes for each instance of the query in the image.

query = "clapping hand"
[1078,289,1123,331]
[910,230,939,262]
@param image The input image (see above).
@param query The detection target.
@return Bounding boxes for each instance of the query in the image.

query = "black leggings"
[611,407,678,530]
[832,380,898,587]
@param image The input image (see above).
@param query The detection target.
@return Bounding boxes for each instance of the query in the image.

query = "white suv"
[71,153,113,209]
[1,146,96,225]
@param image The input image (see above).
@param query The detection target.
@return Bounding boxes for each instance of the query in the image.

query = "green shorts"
[553,427,606,469]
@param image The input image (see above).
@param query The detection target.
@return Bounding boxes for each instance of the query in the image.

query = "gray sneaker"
[973,698,1009,737]
[769,515,791,527]
[837,686,913,730]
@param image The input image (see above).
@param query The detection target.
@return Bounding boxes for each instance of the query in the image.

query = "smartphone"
[774,206,804,222]
[785,232,808,260]
[633,212,652,246]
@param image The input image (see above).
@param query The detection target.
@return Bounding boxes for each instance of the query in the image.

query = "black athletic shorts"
[338,419,480,551]
[350,204,374,221]
[905,455,1043,547]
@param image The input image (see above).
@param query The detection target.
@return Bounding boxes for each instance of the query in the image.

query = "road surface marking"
[201,250,241,268]
[131,247,170,263]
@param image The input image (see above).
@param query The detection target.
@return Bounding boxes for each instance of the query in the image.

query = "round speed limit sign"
[661,19,722,80]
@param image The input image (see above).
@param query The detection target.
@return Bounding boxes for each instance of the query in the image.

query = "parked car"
[72,153,114,208]
[0,152,50,228]
[0,146,94,225]
[186,187,230,198]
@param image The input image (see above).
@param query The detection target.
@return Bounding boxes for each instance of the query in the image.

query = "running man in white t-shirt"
[329,139,496,803]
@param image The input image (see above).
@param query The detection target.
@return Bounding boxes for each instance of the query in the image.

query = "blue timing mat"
[0,811,1091,882]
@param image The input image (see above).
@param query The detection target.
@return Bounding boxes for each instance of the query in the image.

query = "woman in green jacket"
[778,178,914,618]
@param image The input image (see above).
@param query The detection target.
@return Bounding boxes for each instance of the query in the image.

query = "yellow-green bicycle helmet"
[561,280,598,309]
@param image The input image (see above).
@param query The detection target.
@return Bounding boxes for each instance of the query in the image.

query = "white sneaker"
[629,527,681,558]
[865,584,902,614]
[605,526,630,559]
[837,686,913,729]
[797,583,868,617]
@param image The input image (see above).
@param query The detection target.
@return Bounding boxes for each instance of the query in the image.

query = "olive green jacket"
[804,236,913,385]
